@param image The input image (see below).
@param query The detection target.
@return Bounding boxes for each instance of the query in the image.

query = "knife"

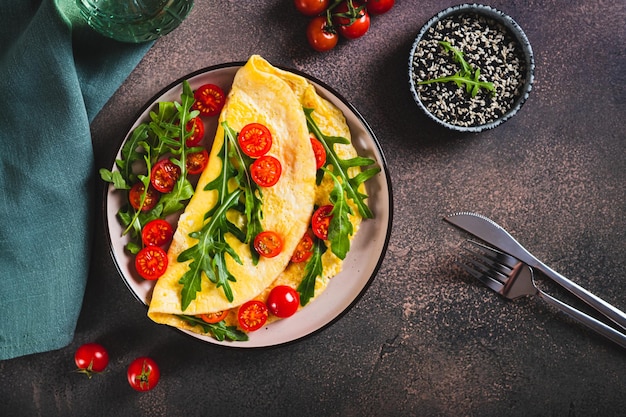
[444,211,626,332]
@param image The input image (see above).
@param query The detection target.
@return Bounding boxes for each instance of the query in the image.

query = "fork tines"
[456,240,519,294]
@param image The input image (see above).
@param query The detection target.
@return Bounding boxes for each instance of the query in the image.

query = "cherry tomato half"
[294,0,329,16]
[238,123,273,158]
[192,84,225,117]
[291,232,314,263]
[74,343,109,378]
[267,285,300,318]
[129,182,159,212]
[254,231,284,258]
[310,136,326,170]
[366,0,394,15]
[151,158,181,193]
[184,117,205,147]
[306,16,339,52]
[334,1,370,39]
[200,310,229,324]
[127,357,160,392]
[141,219,173,247]
[311,204,333,240]
[186,149,209,175]
[238,300,269,332]
[135,246,168,280]
[250,155,282,187]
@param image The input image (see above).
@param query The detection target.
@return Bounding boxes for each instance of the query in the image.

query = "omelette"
[147,55,377,339]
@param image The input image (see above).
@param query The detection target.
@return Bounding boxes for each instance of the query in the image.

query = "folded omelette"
[147,55,366,336]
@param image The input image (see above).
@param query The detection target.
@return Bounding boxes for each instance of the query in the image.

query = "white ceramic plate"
[104,63,393,348]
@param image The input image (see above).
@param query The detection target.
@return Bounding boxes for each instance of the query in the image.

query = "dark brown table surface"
[2,1,625,415]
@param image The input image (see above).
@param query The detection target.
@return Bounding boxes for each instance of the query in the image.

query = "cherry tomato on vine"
[238,123,273,158]
[183,116,205,147]
[141,219,173,247]
[366,0,394,15]
[267,285,300,318]
[311,204,333,240]
[310,136,326,170]
[192,84,225,117]
[294,0,329,16]
[127,357,160,392]
[186,149,209,175]
[150,158,181,193]
[254,231,284,258]
[291,232,314,263]
[250,155,282,187]
[334,1,370,39]
[74,343,109,378]
[129,182,159,212]
[200,310,229,324]
[306,16,339,52]
[135,246,168,280]
[238,300,269,332]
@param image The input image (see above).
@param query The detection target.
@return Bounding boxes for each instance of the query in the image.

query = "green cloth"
[0,0,152,360]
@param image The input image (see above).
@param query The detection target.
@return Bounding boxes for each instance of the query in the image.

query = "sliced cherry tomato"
[74,343,109,378]
[311,204,333,240]
[200,310,229,324]
[291,232,314,263]
[238,300,268,332]
[310,136,326,170]
[129,182,159,212]
[254,231,284,258]
[238,123,272,158]
[141,219,173,247]
[366,0,394,15]
[192,83,225,117]
[334,1,370,39]
[150,158,181,193]
[184,116,205,147]
[294,0,329,16]
[250,155,282,187]
[186,149,209,175]
[127,357,160,392]
[267,285,300,318]
[306,16,339,52]
[135,246,168,280]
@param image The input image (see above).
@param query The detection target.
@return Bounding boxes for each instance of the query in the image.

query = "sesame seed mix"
[411,13,527,127]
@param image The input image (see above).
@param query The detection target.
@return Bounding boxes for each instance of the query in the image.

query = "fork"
[458,240,626,349]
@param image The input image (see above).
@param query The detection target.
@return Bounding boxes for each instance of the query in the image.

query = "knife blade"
[444,211,626,332]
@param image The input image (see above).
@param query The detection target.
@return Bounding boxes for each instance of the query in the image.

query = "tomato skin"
[267,286,300,318]
[310,136,326,170]
[312,204,333,240]
[150,158,181,193]
[250,155,282,187]
[129,182,159,212]
[366,0,394,15]
[238,123,273,158]
[127,357,160,392]
[200,310,229,324]
[334,1,370,39]
[135,246,168,280]
[141,219,173,247]
[254,231,284,258]
[238,300,269,332]
[186,149,209,175]
[291,232,314,263]
[307,16,338,52]
[74,343,109,378]
[192,84,225,117]
[294,0,329,16]
[184,117,205,147]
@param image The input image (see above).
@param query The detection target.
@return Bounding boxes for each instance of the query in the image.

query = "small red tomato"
[186,149,209,175]
[294,0,329,16]
[334,1,370,39]
[310,136,326,170]
[192,84,225,117]
[238,300,269,332]
[267,285,300,318]
[200,310,229,324]
[250,155,282,187]
[184,117,205,147]
[135,246,168,280]
[291,232,314,263]
[254,231,284,258]
[141,219,174,247]
[74,343,109,378]
[306,16,338,52]
[238,123,273,158]
[150,158,181,193]
[128,182,159,212]
[127,357,160,392]
[311,204,334,240]
[366,0,394,15]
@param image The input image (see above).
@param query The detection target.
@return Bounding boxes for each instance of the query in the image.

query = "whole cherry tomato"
[334,1,370,39]
[294,0,329,16]
[366,0,394,15]
[267,285,300,318]
[127,357,160,392]
[74,343,109,378]
[306,16,338,52]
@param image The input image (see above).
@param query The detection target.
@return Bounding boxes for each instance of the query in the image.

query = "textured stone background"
[2,1,625,416]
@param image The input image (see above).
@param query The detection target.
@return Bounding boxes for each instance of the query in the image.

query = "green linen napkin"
[0,0,152,360]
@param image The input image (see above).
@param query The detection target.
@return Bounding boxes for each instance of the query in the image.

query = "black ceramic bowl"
[408,4,534,132]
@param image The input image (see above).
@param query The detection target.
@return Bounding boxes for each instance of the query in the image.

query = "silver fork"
[458,240,626,349]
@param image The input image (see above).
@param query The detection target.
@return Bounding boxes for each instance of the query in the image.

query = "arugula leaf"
[175,315,248,341]
[324,168,353,260]
[297,237,326,306]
